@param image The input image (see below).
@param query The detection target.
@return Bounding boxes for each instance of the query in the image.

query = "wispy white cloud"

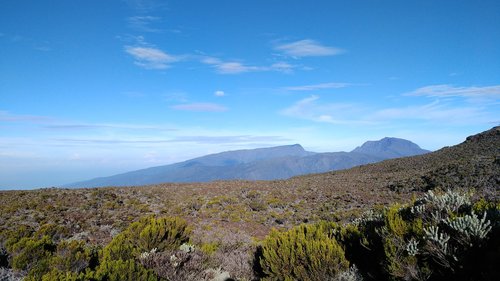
[282,93,497,127]
[43,123,176,131]
[406,84,500,101]
[167,135,290,144]
[1,111,178,132]
[214,90,225,97]
[201,57,263,74]
[0,111,53,123]
[127,16,162,32]
[275,39,344,57]
[270,61,296,73]
[201,56,297,74]
[125,46,180,69]
[51,135,290,146]
[170,102,228,112]
[216,62,263,74]
[284,82,350,91]
[281,95,368,125]
[369,101,490,124]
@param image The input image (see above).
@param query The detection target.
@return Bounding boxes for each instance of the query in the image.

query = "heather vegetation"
[0,127,498,280]
[0,190,499,280]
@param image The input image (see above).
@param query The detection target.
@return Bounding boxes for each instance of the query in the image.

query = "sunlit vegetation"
[0,127,498,280]
[0,189,498,280]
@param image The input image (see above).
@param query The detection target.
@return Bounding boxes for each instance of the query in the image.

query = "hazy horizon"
[1,0,499,189]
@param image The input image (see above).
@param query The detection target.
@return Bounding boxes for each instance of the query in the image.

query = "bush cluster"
[258,190,500,281]
[1,190,499,280]
[259,223,349,280]
[1,216,190,281]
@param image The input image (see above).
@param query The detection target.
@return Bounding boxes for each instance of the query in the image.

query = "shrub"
[3,224,35,251]
[34,223,70,242]
[102,216,190,261]
[370,190,499,280]
[93,258,158,281]
[41,269,85,281]
[125,216,189,251]
[10,235,55,272]
[259,223,349,280]
[102,233,136,262]
[50,240,97,273]
[96,216,191,280]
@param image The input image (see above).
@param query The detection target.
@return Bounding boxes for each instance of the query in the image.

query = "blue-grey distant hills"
[65,138,430,188]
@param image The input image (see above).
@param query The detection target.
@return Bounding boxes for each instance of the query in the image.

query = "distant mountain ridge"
[65,138,430,188]
[352,137,428,158]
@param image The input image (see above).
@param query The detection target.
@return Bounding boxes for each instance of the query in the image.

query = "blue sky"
[1,0,499,189]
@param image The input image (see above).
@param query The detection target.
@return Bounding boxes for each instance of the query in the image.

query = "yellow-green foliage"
[473,198,500,213]
[200,242,219,255]
[51,240,95,273]
[41,269,85,281]
[93,259,158,281]
[260,223,349,281]
[3,224,34,250]
[379,205,415,280]
[126,216,190,253]
[103,216,190,261]
[384,204,410,237]
[10,235,55,280]
[34,223,70,242]
[102,233,137,261]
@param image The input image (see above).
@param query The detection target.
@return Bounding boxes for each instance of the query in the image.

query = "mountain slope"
[1,126,498,248]
[295,126,499,198]
[352,137,430,158]
[65,138,429,188]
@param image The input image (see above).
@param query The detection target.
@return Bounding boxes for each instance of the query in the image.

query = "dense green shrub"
[34,223,70,242]
[127,216,190,253]
[51,240,97,273]
[41,269,85,281]
[10,235,55,280]
[102,233,136,262]
[350,190,500,281]
[0,216,191,280]
[259,223,349,280]
[102,216,190,262]
[3,224,35,251]
[93,259,158,281]
[95,216,191,280]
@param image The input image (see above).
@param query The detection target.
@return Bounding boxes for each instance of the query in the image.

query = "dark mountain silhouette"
[65,138,429,188]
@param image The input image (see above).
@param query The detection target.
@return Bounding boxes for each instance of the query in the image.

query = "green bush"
[259,223,349,280]
[102,233,136,262]
[10,235,55,280]
[51,240,97,273]
[3,224,34,251]
[127,216,190,253]
[34,223,70,242]
[355,190,499,281]
[41,269,85,281]
[97,216,190,280]
[93,258,158,281]
[102,216,190,261]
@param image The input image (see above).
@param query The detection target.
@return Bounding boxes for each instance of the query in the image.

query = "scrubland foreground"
[0,127,498,280]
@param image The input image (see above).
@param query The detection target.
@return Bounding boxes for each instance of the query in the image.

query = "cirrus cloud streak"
[125,46,181,69]
[275,39,344,57]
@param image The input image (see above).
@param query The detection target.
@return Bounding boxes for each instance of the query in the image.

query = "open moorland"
[0,127,498,280]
